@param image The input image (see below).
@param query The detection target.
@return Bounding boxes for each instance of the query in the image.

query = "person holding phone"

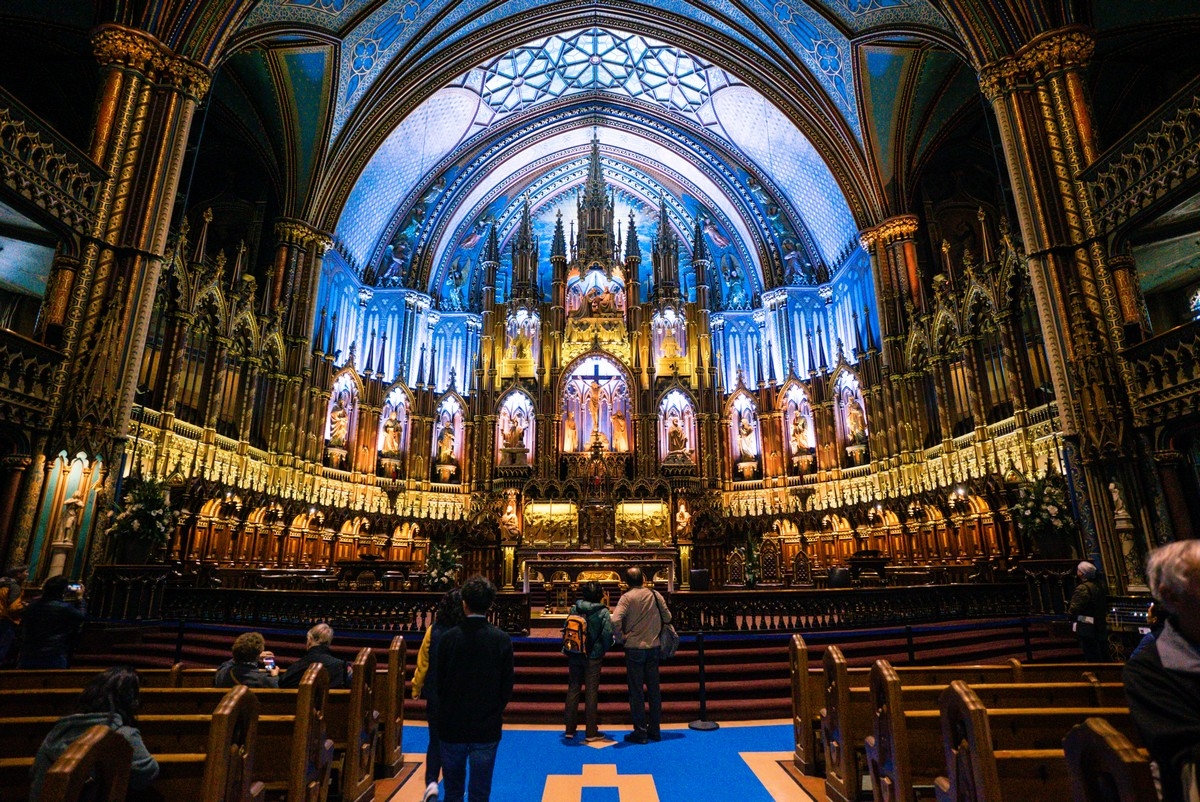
[18,575,86,669]
[215,631,280,688]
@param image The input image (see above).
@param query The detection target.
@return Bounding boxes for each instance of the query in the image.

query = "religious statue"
[610,411,628,452]
[587,379,603,429]
[1109,481,1130,518]
[738,412,757,461]
[660,328,681,361]
[499,497,520,540]
[55,491,85,546]
[668,416,688,454]
[381,410,402,455]
[444,260,467,310]
[563,410,578,452]
[502,411,527,450]
[328,396,349,448]
[846,396,868,444]
[508,329,532,361]
[790,412,810,453]
[676,500,691,534]
[724,257,749,308]
[436,423,456,464]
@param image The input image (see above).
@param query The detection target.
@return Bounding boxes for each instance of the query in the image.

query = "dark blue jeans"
[425,702,442,785]
[438,739,499,802]
[624,646,661,735]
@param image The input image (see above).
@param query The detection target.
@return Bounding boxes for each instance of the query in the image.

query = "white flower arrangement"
[103,478,177,546]
[1012,473,1076,548]
[424,541,462,591]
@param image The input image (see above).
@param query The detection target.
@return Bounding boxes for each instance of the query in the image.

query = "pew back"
[37,725,131,802]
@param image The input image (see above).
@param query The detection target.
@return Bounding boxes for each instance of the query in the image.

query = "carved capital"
[0,456,32,471]
[861,215,920,250]
[91,25,211,100]
[978,25,1095,101]
[274,219,334,254]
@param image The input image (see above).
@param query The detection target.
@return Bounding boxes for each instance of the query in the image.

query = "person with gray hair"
[1067,560,1107,661]
[1124,540,1200,802]
[278,622,352,689]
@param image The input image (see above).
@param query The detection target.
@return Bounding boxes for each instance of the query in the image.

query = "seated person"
[215,631,279,688]
[19,575,86,669]
[29,667,159,801]
[278,623,352,689]
[1124,539,1200,802]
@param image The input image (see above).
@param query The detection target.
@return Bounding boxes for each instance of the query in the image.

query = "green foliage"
[425,541,462,591]
[1012,472,1077,549]
[103,478,177,545]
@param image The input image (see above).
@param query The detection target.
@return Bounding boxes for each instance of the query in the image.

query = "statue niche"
[432,396,463,481]
[659,389,696,466]
[497,392,534,468]
[560,355,630,454]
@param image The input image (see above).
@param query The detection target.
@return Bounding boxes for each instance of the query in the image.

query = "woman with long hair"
[29,666,160,800]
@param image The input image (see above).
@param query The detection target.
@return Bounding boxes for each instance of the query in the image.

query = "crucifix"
[583,360,619,450]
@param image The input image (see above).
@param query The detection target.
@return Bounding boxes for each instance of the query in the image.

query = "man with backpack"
[562,581,614,742]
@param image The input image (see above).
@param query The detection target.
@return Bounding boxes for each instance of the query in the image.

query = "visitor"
[563,580,614,743]
[1124,540,1200,802]
[278,623,351,689]
[611,566,671,744]
[1068,561,1108,661]
[18,575,86,669]
[215,631,280,688]
[411,589,464,802]
[436,576,513,802]
[0,563,28,666]
[28,667,159,801]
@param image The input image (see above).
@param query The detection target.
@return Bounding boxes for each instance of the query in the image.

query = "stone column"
[979,25,1141,584]
[0,456,32,565]
[1153,451,1195,539]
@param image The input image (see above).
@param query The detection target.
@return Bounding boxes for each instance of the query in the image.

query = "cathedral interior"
[0,0,1198,605]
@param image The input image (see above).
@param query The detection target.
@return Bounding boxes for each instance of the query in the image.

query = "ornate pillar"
[202,337,231,430]
[979,25,1142,584]
[238,358,262,443]
[1153,451,1195,539]
[0,456,32,565]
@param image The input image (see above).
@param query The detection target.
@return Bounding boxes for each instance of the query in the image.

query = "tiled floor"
[381,721,820,801]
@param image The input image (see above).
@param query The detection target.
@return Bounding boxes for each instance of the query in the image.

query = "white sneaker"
[423,781,439,801]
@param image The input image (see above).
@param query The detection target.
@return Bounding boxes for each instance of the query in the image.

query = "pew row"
[1063,718,1156,802]
[38,725,131,802]
[817,642,1125,802]
[0,685,265,802]
[933,681,1137,802]
[864,660,1125,802]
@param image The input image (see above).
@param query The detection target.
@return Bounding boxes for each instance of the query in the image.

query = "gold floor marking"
[541,763,660,802]
[740,751,818,801]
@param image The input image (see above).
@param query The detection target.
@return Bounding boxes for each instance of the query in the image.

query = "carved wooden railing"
[0,328,63,428]
[1123,319,1200,426]
[158,586,532,635]
[668,582,1032,633]
[89,565,172,621]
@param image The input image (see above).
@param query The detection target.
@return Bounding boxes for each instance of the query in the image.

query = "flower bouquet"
[1012,473,1078,558]
[104,477,177,563]
[424,541,462,591]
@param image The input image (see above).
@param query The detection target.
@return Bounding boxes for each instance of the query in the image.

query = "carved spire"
[416,342,428,388]
[651,196,679,302]
[625,210,640,263]
[692,218,708,264]
[484,222,500,265]
[552,209,567,259]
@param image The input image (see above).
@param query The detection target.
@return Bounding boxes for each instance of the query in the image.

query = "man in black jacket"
[1125,540,1200,802]
[278,623,351,689]
[18,575,86,669]
[435,575,514,802]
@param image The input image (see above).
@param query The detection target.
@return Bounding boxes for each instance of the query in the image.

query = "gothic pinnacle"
[552,210,567,259]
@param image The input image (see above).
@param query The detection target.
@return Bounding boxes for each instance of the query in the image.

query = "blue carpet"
[403,722,804,801]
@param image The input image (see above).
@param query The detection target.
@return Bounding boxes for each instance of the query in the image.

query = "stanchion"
[689,631,719,731]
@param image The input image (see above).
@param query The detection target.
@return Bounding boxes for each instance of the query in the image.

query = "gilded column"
[0,456,32,565]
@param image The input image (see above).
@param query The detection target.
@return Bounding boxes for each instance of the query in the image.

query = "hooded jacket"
[569,599,614,661]
[29,712,159,801]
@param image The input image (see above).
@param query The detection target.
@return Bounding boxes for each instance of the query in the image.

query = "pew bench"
[933,681,1138,802]
[864,660,1126,802]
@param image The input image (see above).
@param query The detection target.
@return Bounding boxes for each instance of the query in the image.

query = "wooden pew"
[818,643,1129,801]
[373,636,406,778]
[864,660,1126,802]
[257,663,334,802]
[0,666,183,690]
[37,725,131,802]
[324,648,378,802]
[933,681,1135,802]
[0,685,264,802]
[1063,718,1156,802]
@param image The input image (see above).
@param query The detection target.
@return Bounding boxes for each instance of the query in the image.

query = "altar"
[519,550,676,594]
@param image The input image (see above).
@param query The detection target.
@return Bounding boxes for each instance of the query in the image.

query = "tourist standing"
[563,581,614,742]
[278,623,352,689]
[436,576,513,802]
[412,589,464,802]
[18,575,86,669]
[611,566,670,744]
[1068,561,1108,661]
[0,564,28,666]
[1124,540,1200,802]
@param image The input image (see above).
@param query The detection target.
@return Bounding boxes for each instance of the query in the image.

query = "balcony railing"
[1123,319,1200,426]
[0,328,64,428]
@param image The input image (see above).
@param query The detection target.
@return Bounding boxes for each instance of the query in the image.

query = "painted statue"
[790,412,809,453]
[661,329,681,361]
[509,329,532,361]
[668,416,688,453]
[381,410,402,455]
[737,412,757,461]
[563,410,577,452]
[611,412,629,452]
[587,380,603,431]
[503,411,527,450]
[847,396,868,444]
[436,423,456,464]
[676,500,691,534]
[328,396,349,448]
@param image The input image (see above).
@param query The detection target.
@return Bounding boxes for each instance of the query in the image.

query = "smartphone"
[261,655,276,670]
[66,583,82,594]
